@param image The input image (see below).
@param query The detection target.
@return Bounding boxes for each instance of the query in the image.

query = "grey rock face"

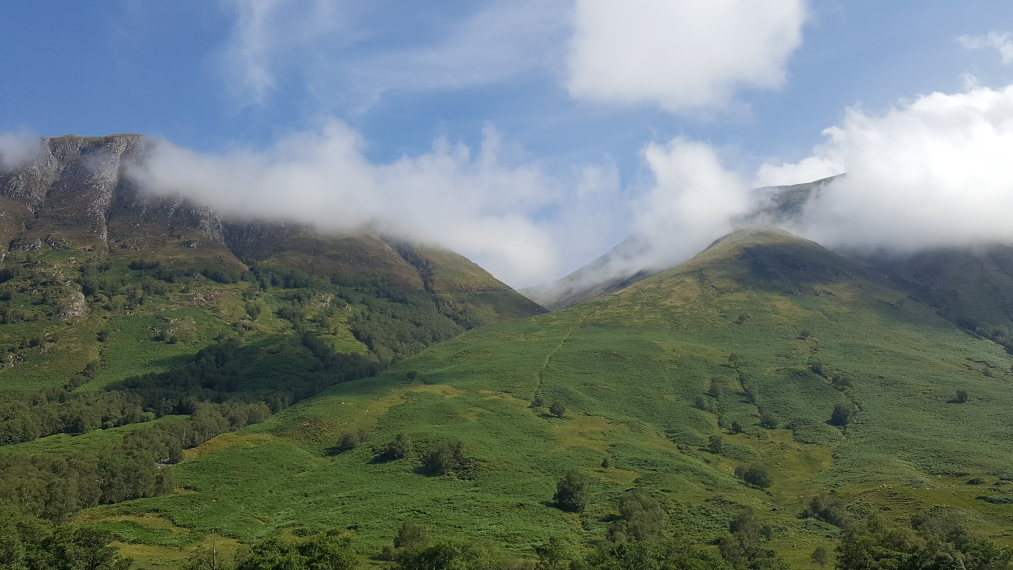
[0,134,227,254]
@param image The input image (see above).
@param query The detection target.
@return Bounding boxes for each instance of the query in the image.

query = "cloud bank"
[127,121,623,288]
[566,0,807,113]
[759,83,1013,252]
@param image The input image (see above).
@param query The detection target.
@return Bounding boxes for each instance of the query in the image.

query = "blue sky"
[3,1,1013,286]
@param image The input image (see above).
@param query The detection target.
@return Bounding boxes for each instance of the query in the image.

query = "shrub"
[420,440,470,476]
[829,402,857,426]
[735,465,773,489]
[554,471,589,512]
[375,433,412,462]
[394,520,429,549]
[608,492,666,542]
[549,401,567,418]
[708,435,724,454]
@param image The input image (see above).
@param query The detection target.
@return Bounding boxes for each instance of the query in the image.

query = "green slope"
[86,227,1013,567]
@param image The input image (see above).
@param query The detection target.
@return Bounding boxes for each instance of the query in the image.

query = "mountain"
[526,176,840,311]
[61,225,1013,567]
[0,133,543,378]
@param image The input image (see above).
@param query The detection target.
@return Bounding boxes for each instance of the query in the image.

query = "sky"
[2,1,1013,287]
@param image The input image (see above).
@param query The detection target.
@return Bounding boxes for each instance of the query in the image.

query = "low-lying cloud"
[566,0,807,113]
[548,81,1013,292]
[128,121,624,288]
[0,131,43,171]
[761,83,1013,252]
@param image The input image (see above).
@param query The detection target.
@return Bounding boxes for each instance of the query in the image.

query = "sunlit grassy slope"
[84,227,1013,567]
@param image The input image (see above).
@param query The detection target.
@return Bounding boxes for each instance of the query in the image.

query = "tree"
[420,440,469,476]
[608,492,666,542]
[553,471,589,513]
[811,545,831,568]
[183,542,229,570]
[708,435,724,454]
[549,401,567,419]
[735,465,773,489]
[394,520,429,549]
[759,410,779,429]
[376,433,412,462]
[234,530,357,570]
[829,402,857,427]
[531,395,544,409]
[955,389,969,403]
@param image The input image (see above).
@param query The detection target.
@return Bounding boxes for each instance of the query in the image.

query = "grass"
[5,228,1013,566]
[76,228,1013,566]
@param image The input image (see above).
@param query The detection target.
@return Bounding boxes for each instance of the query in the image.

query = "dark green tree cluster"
[0,390,147,444]
[607,492,666,543]
[718,511,787,570]
[0,504,132,570]
[735,465,774,489]
[836,510,1013,569]
[0,400,268,521]
[420,439,472,476]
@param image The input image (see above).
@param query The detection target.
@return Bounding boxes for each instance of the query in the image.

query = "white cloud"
[958,31,1013,64]
[218,0,568,109]
[0,131,43,171]
[763,84,1013,252]
[127,121,623,288]
[339,0,569,104]
[566,0,807,113]
[219,0,350,107]
[631,139,752,269]
[754,155,841,188]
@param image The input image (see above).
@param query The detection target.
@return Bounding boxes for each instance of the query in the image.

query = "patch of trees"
[718,510,788,570]
[0,504,132,570]
[836,509,1013,570]
[607,492,666,543]
[0,400,268,521]
[129,259,246,284]
[0,390,147,445]
[419,439,472,477]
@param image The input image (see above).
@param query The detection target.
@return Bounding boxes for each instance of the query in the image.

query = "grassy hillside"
[72,227,1013,568]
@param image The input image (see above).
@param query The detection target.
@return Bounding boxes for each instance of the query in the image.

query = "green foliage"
[708,435,724,454]
[234,530,357,570]
[801,495,851,530]
[394,520,429,550]
[955,389,969,403]
[608,491,666,543]
[548,401,567,418]
[375,433,413,462]
[553,471,589,513]
[735,465,773,489]
[577,539,732,569]
[391,541,516,570]
[420,439,471,476]
[0,505,131,570]
[829,402,857,427]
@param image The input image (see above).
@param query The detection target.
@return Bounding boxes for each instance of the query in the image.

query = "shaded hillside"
[85,227,1013,567]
